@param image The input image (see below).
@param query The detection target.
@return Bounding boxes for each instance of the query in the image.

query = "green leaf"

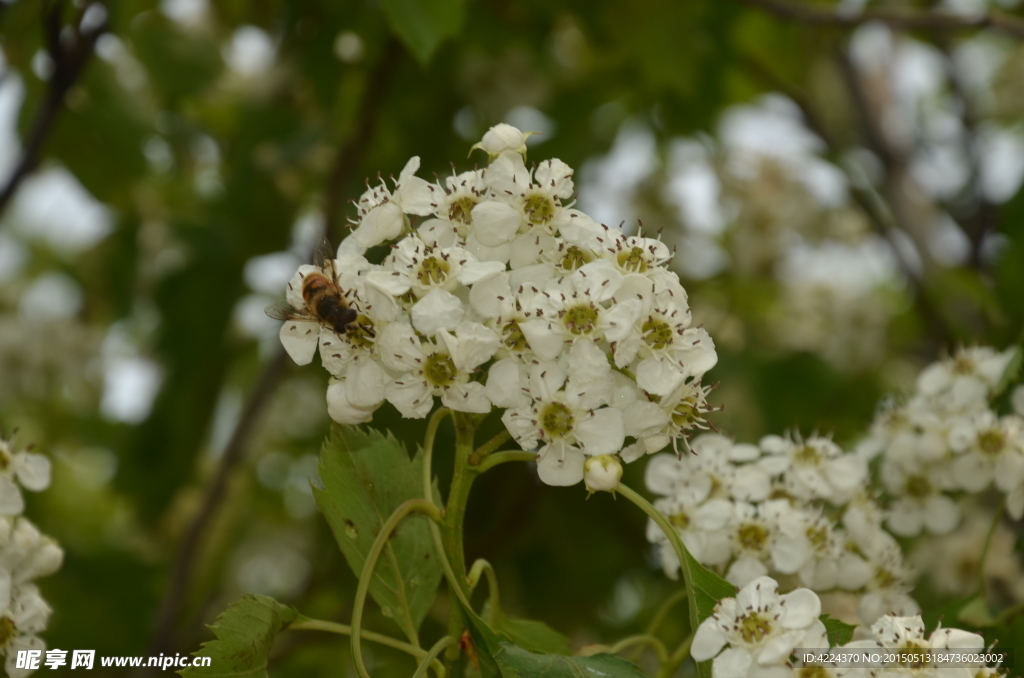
[958,596,997,628]
[492,643,648,678]
[379,0,465,64]
[820,615,857,647]
[179,594,300,677]
[313,426,443,641]
[993,344,1022,398]
[678,545,735,678]
[483,604,571,655]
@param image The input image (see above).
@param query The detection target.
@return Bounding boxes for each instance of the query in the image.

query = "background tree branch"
[0,0,107,221]
[731,0,1024,39]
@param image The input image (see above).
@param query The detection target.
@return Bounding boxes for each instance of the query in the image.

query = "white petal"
[636,357,684,396]
[412,289,465,336]
[923,494,961,534]
[576,408,625,455]
[572,260,622,302]
[441,382,492,414]
[712,648,752,678]
[378,322,423,372]
[385,379,434,419]
[345,358,386,407]
[486,359,530,408]
[519,319,565,361]
[458,259,506,286]
[623,401,670,438]
[736,575,779,611]
[778,588,821,629]
[601,299,641,344]
[326,381,377,424]
[354,202,404,247]
[279,321,320,366]
[0,476,21,515]
[534,158,574,198]
[365,269,412,296]
[417,218,457,248]
[469,271,513,319]
[471,200,522,246]
[726,557,768,588]
[13,454,51,492]
[464,233,511,264]
[691,619,728,661]
[536,445,584,486]
[568,339,611,386]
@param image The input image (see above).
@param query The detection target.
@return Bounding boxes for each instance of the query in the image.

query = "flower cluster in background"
[276,124,719,487]
[0,435,62,678]
[644,432,916,625]
[692,575,1002,678]
[645,345,1023,630]
[858,347,1022,532]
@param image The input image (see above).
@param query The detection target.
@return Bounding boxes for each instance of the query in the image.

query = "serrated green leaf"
[179,594,300,677]
[379,0,464,64]
[492,643,648,678]
[483,604,571,655]
[820,615,857,647]
[312,426,442,641]
[678,542,736,678]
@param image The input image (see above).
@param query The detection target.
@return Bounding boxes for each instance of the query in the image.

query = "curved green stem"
[608,634,669,665]
[616,485,689,586]
[291,620,445,676]
[475,451,536,474]
[468,559,500,626]
[423,407,453,501]
[975,500,1003,598]
[629,588,688,663]
[412,636,456,678]
[352,499,444,678]
[468,430,512,467]
[655,634,693,678]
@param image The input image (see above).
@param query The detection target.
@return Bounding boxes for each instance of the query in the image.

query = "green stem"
[975,500,1003,598]
[423,407,453,501]
[468,559,500,626]
[475,451,536,474]
[291,620,445,676]
[441,412,480,673]
[608,634,669,665]
[616,485,690,589]
[412,636,457,678]
[468,430,512,467]
[654,634,693,678]
[351,499,443,678]
[629,588,688,663]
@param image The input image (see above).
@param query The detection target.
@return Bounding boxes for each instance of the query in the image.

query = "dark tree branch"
[140,38,407,672]
[736,48,957,347]
[731,0,1024,39]
[0,0,107,221]
[323,37,404,244]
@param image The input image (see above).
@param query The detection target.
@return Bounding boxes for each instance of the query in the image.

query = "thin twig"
[323,37,403,244]
[731,0,1024,40]
[140,39,406,669]
[0,0,107,221]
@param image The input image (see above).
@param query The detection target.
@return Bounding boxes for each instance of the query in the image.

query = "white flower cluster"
[0,436,62,678]
[277,124,719,487]
[645,433,918,624]
[857,346,1022,534]
[693,576,1002,678]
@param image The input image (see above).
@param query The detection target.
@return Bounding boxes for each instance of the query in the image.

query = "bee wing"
[265,300,314,322]
[313,233,336,270]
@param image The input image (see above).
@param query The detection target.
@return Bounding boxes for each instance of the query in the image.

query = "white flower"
[471,123,533,159]
[502,360,623,486]
[948,412,1024,493]
[0,584,52,678]
[0,440,50,517]
[881,464,959,537]
[649,494,733,577]
[758,435,867,505]
[351,157,435,247]
[378,321,496,418]
[691,576,826,678]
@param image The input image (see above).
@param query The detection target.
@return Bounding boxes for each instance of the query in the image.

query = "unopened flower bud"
[584,455,623,494]
[471,124,534,160]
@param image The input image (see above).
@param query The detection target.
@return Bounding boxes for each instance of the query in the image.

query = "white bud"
[471,124,533,159]
[583,455,623,494]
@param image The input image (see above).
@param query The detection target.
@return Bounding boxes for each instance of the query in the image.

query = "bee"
[265,234,358,334]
